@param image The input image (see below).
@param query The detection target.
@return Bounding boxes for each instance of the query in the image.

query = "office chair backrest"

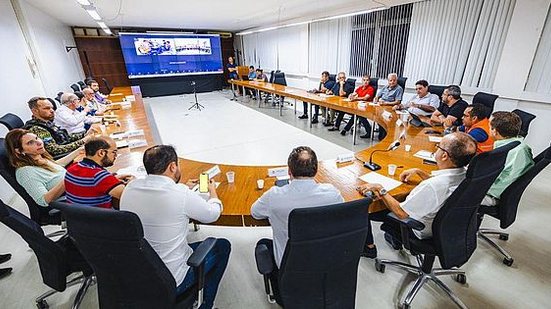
[55,92,64,103]
[70,84,80,92]
[498,143,551,229]
[473,92,498,117]
[278,198,371,309]
[0,113,24,130]
[428,85,446,99]
[47,98,58,111]
[273,72,287,86]
[369,78,379,93]
[346,78,356,87]
[269,71,276,83]
[397,77,407,90]
[328,74,336,82]
[433,141,520,269]
[77,81,86,89]
[0,199,70,292]
[512,109,536,138]
[0,138,51,225]
[54,202,178,308]
[101,78,112,94]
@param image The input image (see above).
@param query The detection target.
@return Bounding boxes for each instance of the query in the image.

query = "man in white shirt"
[357,132,477,249]
[55,92,96,134]
[83,87,107,115]
[393,80,440,116]
[251,146,344,301]
[120,145,230,309]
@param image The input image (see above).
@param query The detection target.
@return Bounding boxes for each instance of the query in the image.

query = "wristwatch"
[378,188,388,196]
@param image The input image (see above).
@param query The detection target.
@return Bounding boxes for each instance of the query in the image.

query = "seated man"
[327,72,355,132]
[373,73,404,140]
[459,104,493,154]
[251,146,344,301]
[430,85,468,128]
[394,80,439,116]
[254,68,269,101]
[245,65,257,98]
[86,79,111,104]
[54,92,96,134]
[339,74,375,138]
[24,96,94,158]
[357,132,477,256]
[64,137,133,209]
[83,87,107,115]
[298,71,335,124]
[482,111,534,206]
[120,145,231,308]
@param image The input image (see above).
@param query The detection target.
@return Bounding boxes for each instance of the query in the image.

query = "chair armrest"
[255,244,274,275]
[187,237,216,268]
[48,209,61,216]
[387,212,425,231]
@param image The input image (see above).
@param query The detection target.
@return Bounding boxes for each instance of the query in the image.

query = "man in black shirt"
[327,72,355,132]
[298,71,335,124]
[430,85,468,128]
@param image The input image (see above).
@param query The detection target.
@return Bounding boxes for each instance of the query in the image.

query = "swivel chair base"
[35,274,95,309]
[375,255,468,309]
[478,229,514,266]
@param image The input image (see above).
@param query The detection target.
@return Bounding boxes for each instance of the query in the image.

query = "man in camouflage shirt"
[24,97,95,158]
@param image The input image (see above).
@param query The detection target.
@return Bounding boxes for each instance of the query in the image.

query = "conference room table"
[106,83,440,226]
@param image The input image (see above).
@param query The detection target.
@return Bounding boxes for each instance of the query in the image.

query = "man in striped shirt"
[64,137,133,209]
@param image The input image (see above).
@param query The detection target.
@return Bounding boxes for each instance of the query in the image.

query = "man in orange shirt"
[459,104,493,153]
[339,75,376,138]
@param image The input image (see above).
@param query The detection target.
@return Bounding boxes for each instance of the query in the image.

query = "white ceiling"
[23,0,420,32]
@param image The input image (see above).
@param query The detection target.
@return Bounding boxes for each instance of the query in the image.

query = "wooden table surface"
[106,83,440,226]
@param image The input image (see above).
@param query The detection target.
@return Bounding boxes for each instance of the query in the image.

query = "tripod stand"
[188,81,204,111]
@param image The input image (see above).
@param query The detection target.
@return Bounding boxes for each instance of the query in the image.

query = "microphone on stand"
[364,140,401,171]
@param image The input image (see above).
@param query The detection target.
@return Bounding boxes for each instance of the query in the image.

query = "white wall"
[0,0,84,201]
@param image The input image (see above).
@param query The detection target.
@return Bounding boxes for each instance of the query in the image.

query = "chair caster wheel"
[454,274,467,284]
[503,258,514,267]
[499,234,509,241]
[375,261,385,273]
[36,300,49,309]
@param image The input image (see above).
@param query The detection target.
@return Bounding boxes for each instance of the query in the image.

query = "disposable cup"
[388,164,398,176]
[257,179,265,189]
[226,171,235,184]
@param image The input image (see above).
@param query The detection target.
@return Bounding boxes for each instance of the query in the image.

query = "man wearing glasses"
[394,80,440,116]
[54,92,97,134]
[356,132,477,257]
[64,137,134,209]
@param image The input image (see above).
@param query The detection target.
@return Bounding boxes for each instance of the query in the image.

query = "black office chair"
[369,78,379,93]
[0,199,93,309]
[375,141,519,309]
[0,138,63,231]
[271,72,288,107]
[255,198,371,308]
[77,81,86,90]
[70,84,80,92]
[47,98,58,111]
[101,78,112,94]
[346,78,357,86]
[397,76,408,90]
[473,92,498,118]
[478,142,551,266]
[512,109,536,138]
[328,74,336,82]
[428,84,446,100]
[55,91,64,103]
[53,202,217,309]
[0,113,24,131]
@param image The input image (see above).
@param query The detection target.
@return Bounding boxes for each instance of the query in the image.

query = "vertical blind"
[308,18,352,76]
[403,0,515,88]
[525,5,551,95]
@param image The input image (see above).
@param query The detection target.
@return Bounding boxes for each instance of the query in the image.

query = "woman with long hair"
[5,128,82,207]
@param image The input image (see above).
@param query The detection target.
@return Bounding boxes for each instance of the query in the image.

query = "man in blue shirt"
[245,66,257,98]
[372,73,404,140]
[327,72,355,132]
[298,71,335,123]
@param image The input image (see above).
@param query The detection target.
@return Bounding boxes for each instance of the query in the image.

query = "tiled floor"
[1,90,550,308]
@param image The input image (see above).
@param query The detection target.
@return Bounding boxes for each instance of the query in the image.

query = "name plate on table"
[205,165,221,179]
[336,153,355,163]
[127,139,148,149]
[357,102,367,108]
[382,110,393,121]
[428,136,443,143]
[268,167,288,178]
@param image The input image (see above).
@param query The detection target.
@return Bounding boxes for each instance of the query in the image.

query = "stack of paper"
[358,172,402,191]
[428,136,443,143]
[116,165,147,179]
[414,150,436,162]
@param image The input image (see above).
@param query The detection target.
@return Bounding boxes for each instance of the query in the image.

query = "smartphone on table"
[199,173,209,193]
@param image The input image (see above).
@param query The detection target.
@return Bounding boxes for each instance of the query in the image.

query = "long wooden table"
[106,84,440,226]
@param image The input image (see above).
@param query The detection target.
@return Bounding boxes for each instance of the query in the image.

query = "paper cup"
[226,171,235,184]
[388,164,398,176]
[405,144,412,152]
[257,179,265,189]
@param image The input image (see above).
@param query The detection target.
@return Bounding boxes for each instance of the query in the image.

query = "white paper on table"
[369,102,380,106]
[343,98,351,102]
[414,150,436,162]
[358,172,402,191]
[429,136,443,143]
[126,129,145,138]
[357,102,367,108]
[125,95,136,102]
[127,139,148,149]
[395,110,409,115]
[318,93,333,98]
[115,140,129,148]
[382,110,393,120]
[110,132,127,140]
[395,119,404,127]
[116,165,147,179]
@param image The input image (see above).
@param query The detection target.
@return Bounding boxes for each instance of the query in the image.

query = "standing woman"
[5,129,82,207]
